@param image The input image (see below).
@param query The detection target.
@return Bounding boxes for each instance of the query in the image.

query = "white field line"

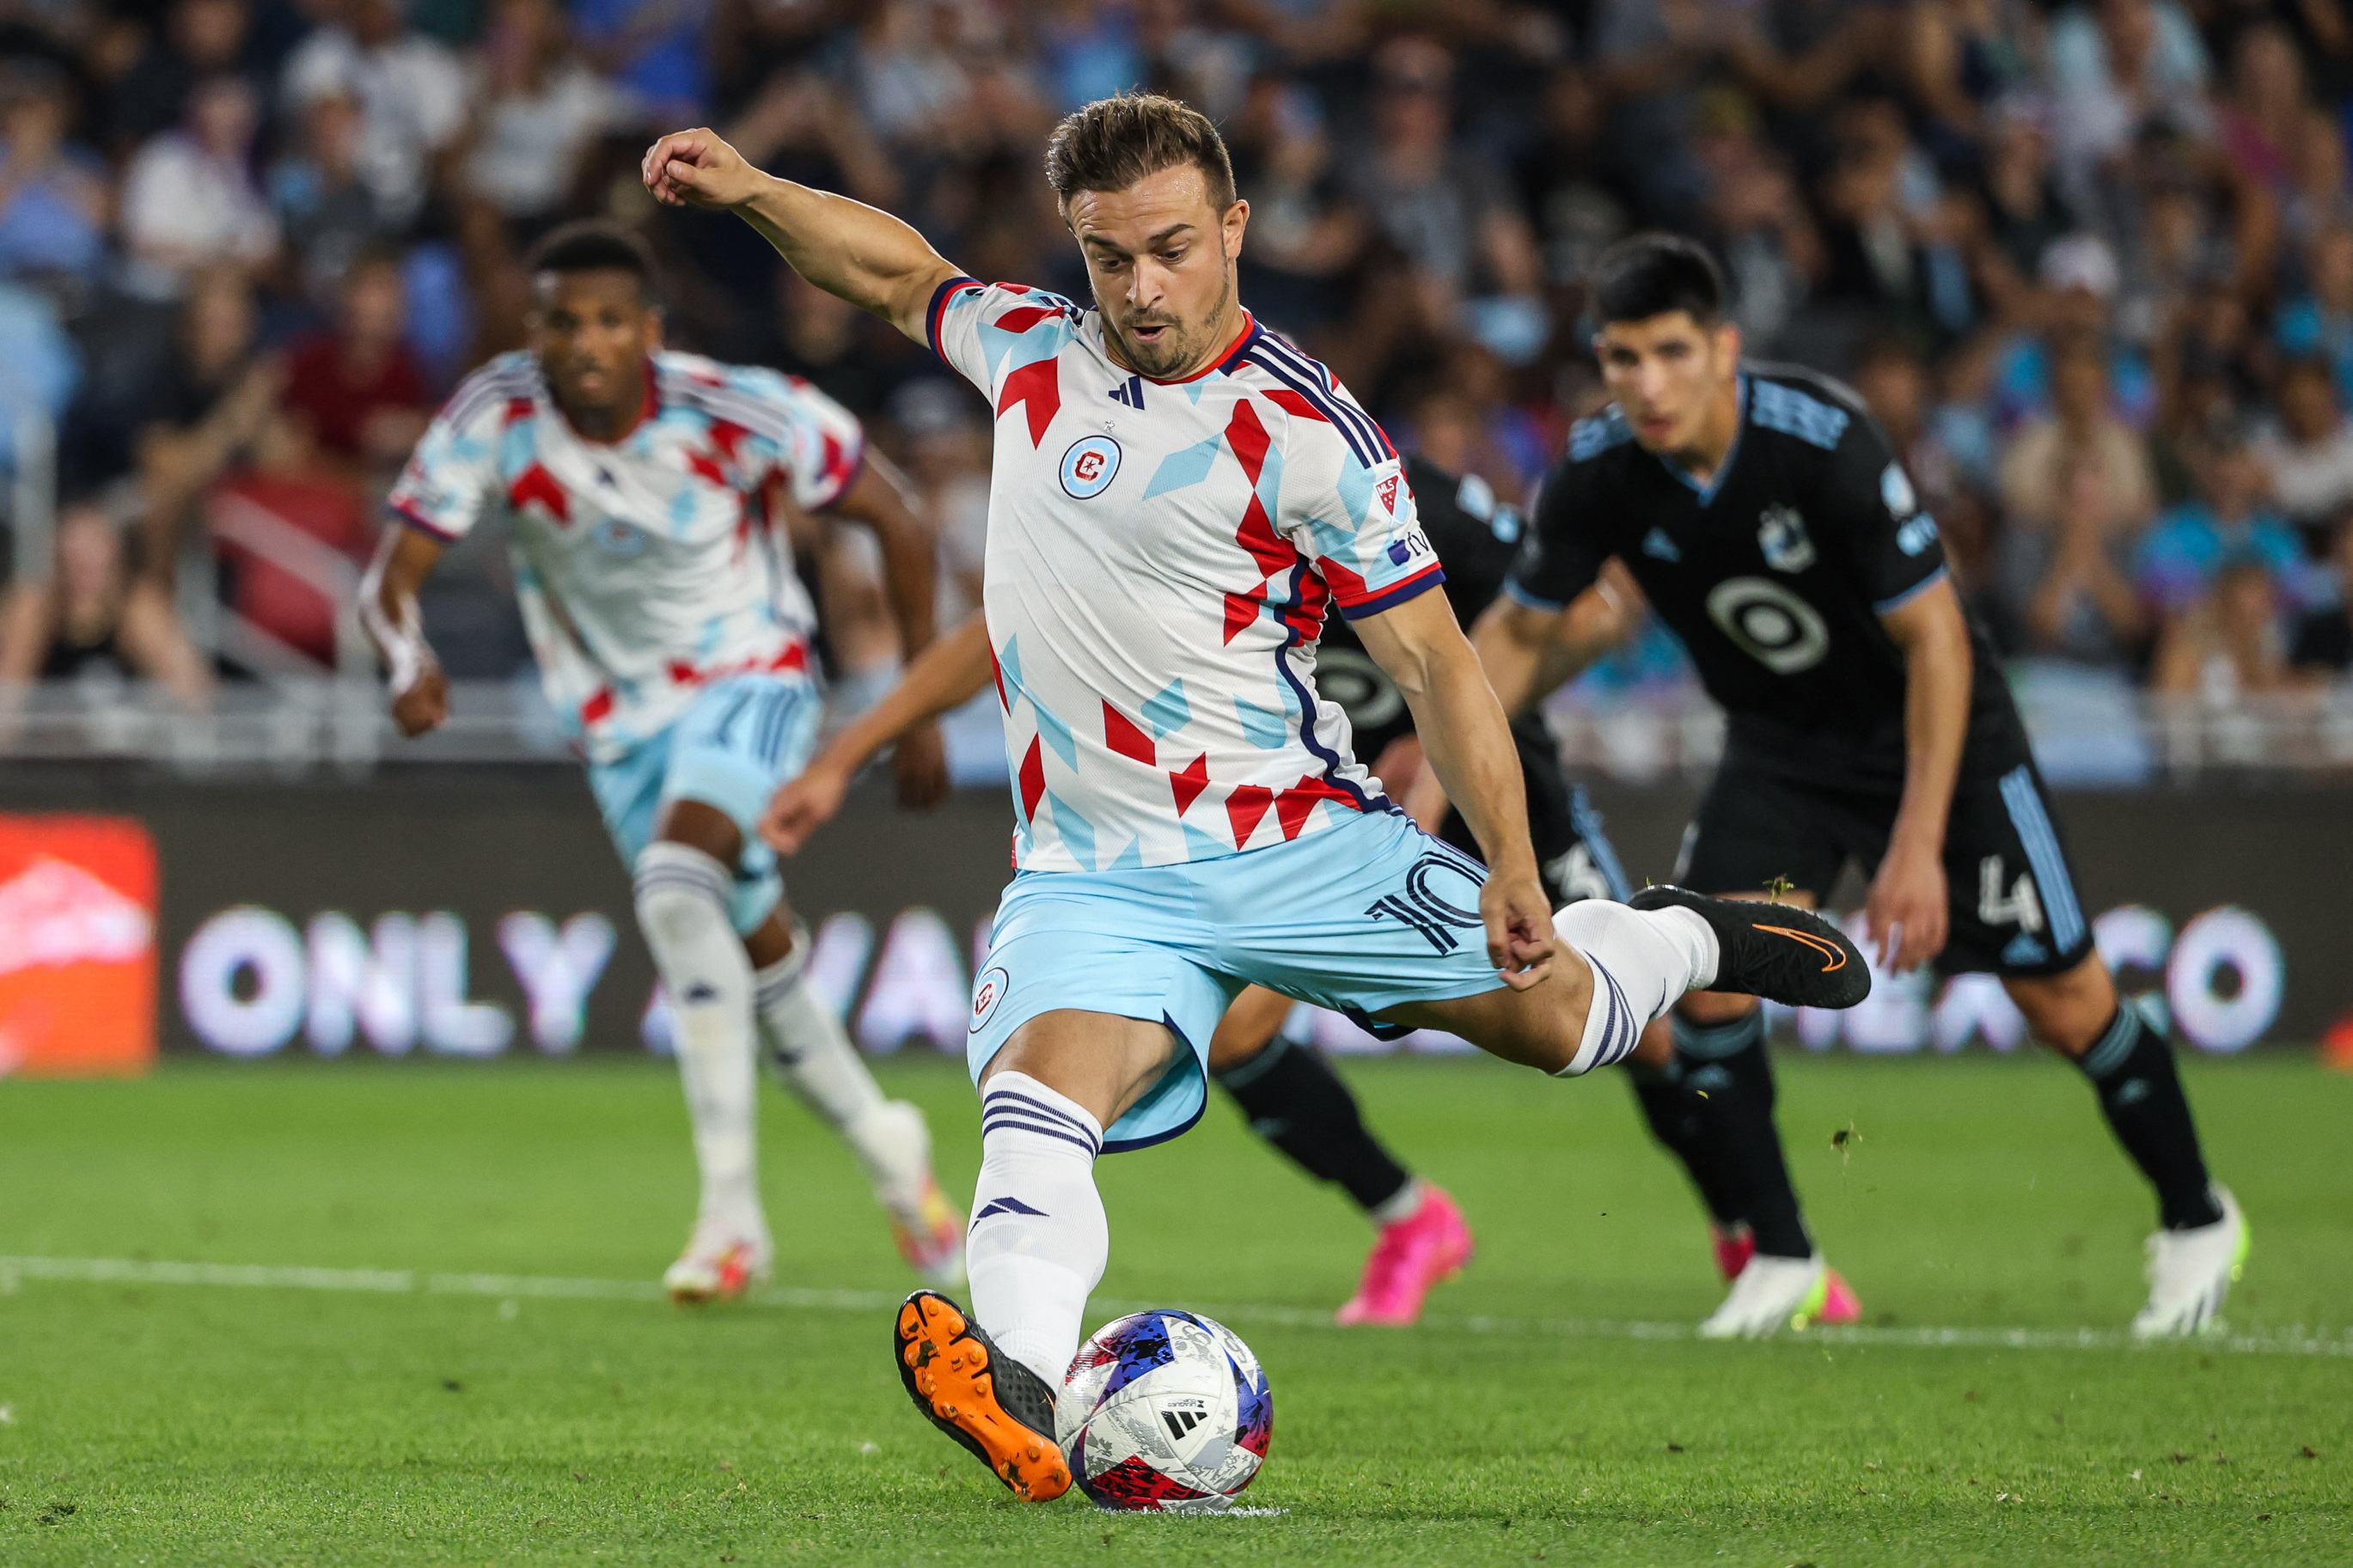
[3,1254,2349,1360]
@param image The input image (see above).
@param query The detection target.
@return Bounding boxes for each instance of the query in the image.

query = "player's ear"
[645,304,666,349]
[1221,198,1250,260]
[1714,320,1742,367]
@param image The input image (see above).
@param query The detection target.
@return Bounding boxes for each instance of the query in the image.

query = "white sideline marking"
[3,1254,2346,1359]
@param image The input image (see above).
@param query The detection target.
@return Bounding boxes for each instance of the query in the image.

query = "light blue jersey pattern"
[965,809,1505,1150]
[588,673,822,934]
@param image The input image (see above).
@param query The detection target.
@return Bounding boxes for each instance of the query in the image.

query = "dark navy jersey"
[1317,453,1544,764]
[1507,363,2015,779]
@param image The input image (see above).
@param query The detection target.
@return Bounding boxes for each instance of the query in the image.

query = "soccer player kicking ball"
[643,98,1869,1502]
[364,222,966,1304]
[767,453,1854,1333]
[1476,234,2247,1341]
[767,603,1481,1330]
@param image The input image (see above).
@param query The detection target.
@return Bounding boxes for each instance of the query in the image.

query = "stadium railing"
[1,668,2350,780]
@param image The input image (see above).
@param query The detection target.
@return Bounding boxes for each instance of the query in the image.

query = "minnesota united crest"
[1757,503,1817,574]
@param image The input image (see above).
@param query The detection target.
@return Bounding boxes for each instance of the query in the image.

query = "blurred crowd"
[1,0,2351,717]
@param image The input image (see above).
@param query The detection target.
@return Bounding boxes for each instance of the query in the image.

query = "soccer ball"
[1056,1309,1273,1510]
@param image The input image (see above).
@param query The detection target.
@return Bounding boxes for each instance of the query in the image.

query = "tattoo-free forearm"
[1397,638,1538,877]
[736,176,956,337]
[816,613,992,773]
[1884,584,1971,858]
[838,455,938,658]
[360,527,443,693]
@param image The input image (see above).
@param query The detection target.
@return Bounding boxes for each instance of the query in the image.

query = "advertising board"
[0,771,2343,1072]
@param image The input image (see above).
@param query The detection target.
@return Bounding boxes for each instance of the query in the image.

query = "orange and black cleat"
[1629,886,1871,1010]
[894,1290,1071,1502]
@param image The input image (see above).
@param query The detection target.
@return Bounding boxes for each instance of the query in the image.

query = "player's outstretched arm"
[1870,574,1971,971]
[641,127,961,344]
[1408,571,1641,831]
[760,614,994,853]
[1469,567,1640,719]
[1354,589,1555,989]
[359,525,449,737]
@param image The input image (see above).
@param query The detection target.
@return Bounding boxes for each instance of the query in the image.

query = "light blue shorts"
[966,809,1506,1151]
[586,674,822,936]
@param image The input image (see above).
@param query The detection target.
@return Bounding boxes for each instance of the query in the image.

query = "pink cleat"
[1335,1183,1473,1326]
[1711,1223,1756,1283]
[1814,1266,1863,1325]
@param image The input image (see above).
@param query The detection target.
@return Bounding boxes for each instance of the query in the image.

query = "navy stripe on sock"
[633,870,732,905]
[986,1089,1101,1140]
[980,1114,1101,1156]
[1601,964,1637,1065]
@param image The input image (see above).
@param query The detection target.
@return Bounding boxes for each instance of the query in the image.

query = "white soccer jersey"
[927,277,1444,872]
[388,349,862,761]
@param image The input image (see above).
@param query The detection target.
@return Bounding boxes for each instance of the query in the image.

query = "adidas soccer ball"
[1056,1309,1272,1510]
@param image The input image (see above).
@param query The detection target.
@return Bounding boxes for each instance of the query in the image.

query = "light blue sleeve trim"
[1873,564,1949,615]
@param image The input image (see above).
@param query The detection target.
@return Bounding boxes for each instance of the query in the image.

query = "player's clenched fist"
[1482,868,1559,990]
[641,128,762,210]
[390,664,449,738]
[761,758,851,855]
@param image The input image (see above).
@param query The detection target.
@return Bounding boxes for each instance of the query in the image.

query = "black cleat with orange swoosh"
[1628,887,1871,1010]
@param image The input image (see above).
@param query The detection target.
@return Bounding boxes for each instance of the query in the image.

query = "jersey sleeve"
[1505,459,1606,612]
[385,360,516,542]
[722,364,867,512]
[1281,419,1444,619]
[1824,412,1948,613]
[925,277,1085,404]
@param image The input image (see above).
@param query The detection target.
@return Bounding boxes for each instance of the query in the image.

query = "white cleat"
[853,1101,968,1289]
[663,1217,773,1305]
[1698,1252,1835,1339]
[882,1172,968,1290]
[2132,1186,2248,1340]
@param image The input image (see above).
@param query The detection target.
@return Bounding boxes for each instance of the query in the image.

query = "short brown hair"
[1044,93,1236,213]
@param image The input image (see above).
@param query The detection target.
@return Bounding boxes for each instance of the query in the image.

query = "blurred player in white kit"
[363,220,965,1302]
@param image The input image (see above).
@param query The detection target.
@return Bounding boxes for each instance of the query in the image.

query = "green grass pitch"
[0,1050,2348,1565]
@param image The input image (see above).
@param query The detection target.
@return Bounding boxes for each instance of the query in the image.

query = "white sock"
[1551,901,1719,1076]
[753,934,931,1201]
[1368,1176,1425,1227]
[966,1071,1108,1389]
[635,842,761,1235]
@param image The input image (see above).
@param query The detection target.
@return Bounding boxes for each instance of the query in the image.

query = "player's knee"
[2006,952,2118,1055]
[1207,987,1292,1071]
[1677,989,1757,1027]
[633,840,735,945]
[1625,1016,1677,1069]
[1488,991,1587,1075]
[654,796,743,864]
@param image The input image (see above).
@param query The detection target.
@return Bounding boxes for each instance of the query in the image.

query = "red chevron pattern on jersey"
[389,349,859,760]
[930,275,1444,870]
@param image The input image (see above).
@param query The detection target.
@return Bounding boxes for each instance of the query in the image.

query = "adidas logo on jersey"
[1641,526,1681,562]
[1107,375,1146,409]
